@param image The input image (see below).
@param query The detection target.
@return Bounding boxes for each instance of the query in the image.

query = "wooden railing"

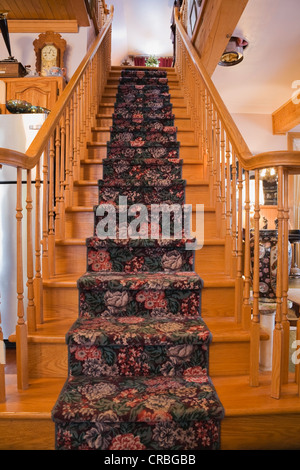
[175,9,300,399]
[0,6,113,396]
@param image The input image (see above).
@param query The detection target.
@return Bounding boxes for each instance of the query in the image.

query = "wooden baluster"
[282,170,290,384]
[0,292,5,403]
[59,114,66,239]
[48,136,56,277]
[26,169,36,334]
[211,107,217,205]
[73,89,79,181]
[207,95,214,205]
[69,96,75,203]
[224,135,232,276]
[64,105,71,207]
[86,63,92,140]
[79,77,85,145]
[214,115,222,235]
[250,169,260,387]
[242,170,252,330]
[271,166,284,399]
[91,57,97,127]
[201,83,207,175]
[235,160,244,323]
[76,85,81,178]
[231,152,237,278]
[34,158,43,324]
[41,145,49,280]
[16,167,28,390]
[55,124,61,238]
[220,126,226,238]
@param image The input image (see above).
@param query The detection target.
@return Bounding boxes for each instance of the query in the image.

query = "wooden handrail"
[0,5,114,171]
[175,9,300,172]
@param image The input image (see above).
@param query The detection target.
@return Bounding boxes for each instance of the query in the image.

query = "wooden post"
[41,147,50,280]
[224,135,232,276]
[26,169,36,334]
[16,168,28,390]
[48,136,56,277]
[250,170,260,387]
[235,160,244,323]
[34,158,43,324]
[242,170,252,330]
[282,170,290,384]
[271,166,284,399]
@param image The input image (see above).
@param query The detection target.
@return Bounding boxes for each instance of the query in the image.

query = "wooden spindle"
[55,124,61,237]
[16,167,28,390]
[48,136,56,277]
[64,105,71,207]
[26,169,36,334]
[220,126,226,238]
[271,166,284,399]
[242,170,252,329]
[34,158,43,324]
[282,170,290,384]
[231,152,237,278]
[59,115,66,239]
[225,135,232,276]
[235,160,244,323]
[250,170,260,387]
[41,145,49,280]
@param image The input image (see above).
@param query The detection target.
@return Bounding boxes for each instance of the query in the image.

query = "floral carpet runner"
[52,69,224,450]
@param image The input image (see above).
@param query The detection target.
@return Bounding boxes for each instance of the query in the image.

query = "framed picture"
[189,0,197,34]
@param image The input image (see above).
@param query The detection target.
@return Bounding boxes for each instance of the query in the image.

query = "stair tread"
[27,315,256,344]
[51,373,224,426]
[66,316,211,347]
[2,373,300,421]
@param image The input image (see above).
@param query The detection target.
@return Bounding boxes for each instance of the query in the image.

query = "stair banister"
[175,7,300,398]
[0,6,114,390]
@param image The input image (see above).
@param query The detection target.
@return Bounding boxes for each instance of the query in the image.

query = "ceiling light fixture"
[218,36,249,67]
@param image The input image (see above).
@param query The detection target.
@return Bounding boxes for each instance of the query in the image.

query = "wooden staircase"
[1,66,300,450]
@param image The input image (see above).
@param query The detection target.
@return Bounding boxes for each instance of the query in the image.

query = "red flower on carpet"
[109,433,146,450]
[131,137,145,147]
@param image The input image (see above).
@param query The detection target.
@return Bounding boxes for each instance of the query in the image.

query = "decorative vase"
[250,229,292,303]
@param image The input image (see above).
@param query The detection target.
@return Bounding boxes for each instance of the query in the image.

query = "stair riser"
[68,343,209,378]
[91,129,196,145]
[54,243,225,275]
[201,286,235,317]
[78,283,202,319]
[86,244,195,273]
[102,94,185,107]
[96,116,193,130]
[98,104,189,119]
[80,162,204,181]
[72,184,210,206]
[64,209,217,239]
[87,144,199,160]
[27,336,248,378]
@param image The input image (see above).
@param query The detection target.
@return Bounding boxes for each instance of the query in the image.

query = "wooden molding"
[272,98,300,135]
[7,20,78,33]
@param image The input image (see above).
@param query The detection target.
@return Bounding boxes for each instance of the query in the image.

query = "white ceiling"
[109,0,300,116]
[212,0,300,114]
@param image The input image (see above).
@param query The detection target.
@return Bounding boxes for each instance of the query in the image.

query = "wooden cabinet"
[0,76,65,113]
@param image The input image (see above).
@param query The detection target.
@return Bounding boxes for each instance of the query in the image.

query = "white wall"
[111,0,174,65]
[0,27,92,81]
[231,113,287,155]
